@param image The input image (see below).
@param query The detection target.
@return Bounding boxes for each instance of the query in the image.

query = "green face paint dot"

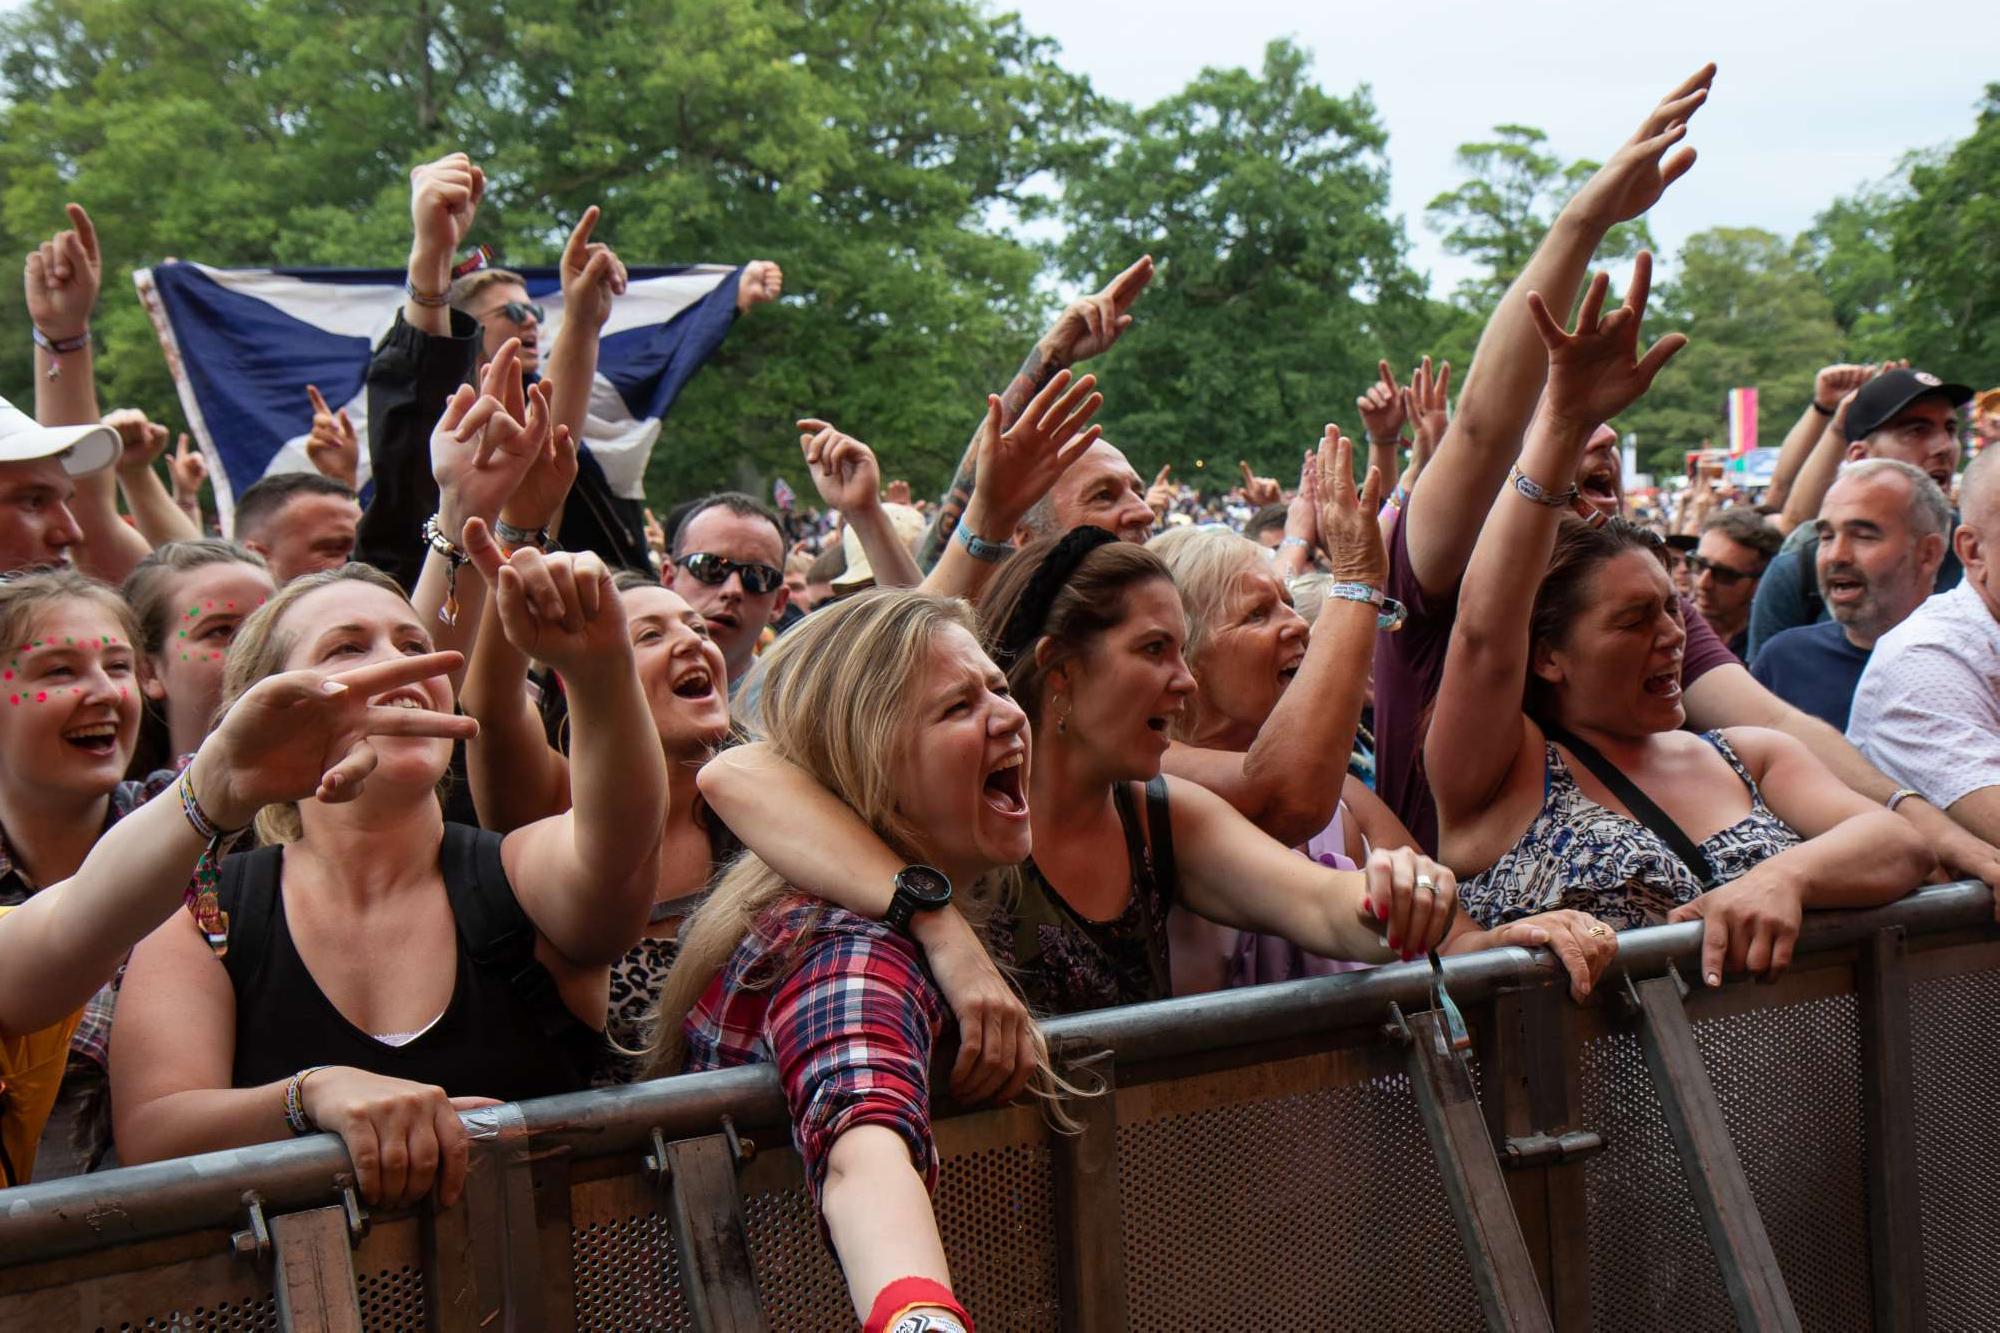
[187,607,200,618]
[177,630,186,638]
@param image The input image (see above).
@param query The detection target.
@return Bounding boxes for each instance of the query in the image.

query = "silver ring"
[1415,875,1437,895]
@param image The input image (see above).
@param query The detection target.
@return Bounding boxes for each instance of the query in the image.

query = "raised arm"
[1402,65,1711,599]
[1778,386,1864,533]
[1429,258,1687,823]
[484,544,666,967]
[457,522,574,833]
[1164,428,1383,844]
[797,420,923,589]
[918,256,1153,565]
[537,205,627,537]
[108,410,201,546]
[920,372,1102,602]
[1356,359,1408,489]
[403,153,483,336]
[1763,364,1869,520]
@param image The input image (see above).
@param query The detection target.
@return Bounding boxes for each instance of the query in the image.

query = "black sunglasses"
[1686,553,1764,586]
[497,300,546,325]
[676,552,785,595]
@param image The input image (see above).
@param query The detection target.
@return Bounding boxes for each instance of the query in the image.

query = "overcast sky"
[1004,0,1992,297]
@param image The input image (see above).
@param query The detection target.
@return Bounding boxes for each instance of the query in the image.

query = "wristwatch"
[883,865,953,934]
[1327,582,1408,632]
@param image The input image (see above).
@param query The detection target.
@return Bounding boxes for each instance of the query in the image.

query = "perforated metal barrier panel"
[1910,966,2000,1330]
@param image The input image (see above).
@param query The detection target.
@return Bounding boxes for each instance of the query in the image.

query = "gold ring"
[1588,925,1612,938]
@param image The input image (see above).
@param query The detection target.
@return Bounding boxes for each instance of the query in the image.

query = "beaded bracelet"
[177,767,246,956]
[284,1065,333,1136]
[422,514,470,625]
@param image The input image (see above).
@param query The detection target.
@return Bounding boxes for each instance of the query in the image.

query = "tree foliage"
[0,0,1094,502]
[1617,227,1844,475]
[1048,39,1450,479]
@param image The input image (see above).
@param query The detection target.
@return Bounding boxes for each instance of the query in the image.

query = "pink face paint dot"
[33,692,46,704]
[7,696,16,706]
[3,671,11,682]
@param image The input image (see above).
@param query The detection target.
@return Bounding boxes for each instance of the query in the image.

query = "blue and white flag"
[134,260,743,530]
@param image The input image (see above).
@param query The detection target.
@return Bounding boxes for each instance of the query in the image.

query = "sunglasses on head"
[676,552,785,595]
[496,300,545,325]
[1685,553,1763,586]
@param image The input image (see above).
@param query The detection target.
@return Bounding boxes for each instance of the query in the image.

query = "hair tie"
[990,525,1118,671]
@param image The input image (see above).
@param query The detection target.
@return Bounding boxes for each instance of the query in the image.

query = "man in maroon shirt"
[1373,63,2000,888]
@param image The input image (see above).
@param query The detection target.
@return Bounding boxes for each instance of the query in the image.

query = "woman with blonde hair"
[646,589,1043,1333]
[110,545,668,1207]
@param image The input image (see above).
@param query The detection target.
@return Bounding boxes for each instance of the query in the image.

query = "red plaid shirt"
[684,896,945,1200]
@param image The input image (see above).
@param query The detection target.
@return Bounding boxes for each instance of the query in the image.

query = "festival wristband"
[1326,582,1408,632]
[1507,464,1579,508]
[865,1278,973,1333]
[953,524,1015,564]
[404,279,451,309]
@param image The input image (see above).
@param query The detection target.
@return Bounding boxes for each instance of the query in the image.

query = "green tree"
[1883,84,2000,378]
[1796,173,1912,359]
[1618,227,1844,476]
[1048,38,1432,479]
[0,0,1095,503]
[1426,124,1652,312]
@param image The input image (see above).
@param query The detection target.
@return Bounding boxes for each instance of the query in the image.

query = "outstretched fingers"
[564,205,601,271]
[323,650,466,703]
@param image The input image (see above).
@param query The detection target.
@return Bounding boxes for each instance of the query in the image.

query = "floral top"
[1462,731,1800,930]
[986,778,1176,1015]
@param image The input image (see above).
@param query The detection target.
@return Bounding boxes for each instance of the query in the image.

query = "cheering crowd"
[2,61,1998,1333]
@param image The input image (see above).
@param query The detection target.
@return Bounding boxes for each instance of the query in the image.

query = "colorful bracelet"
[865,1277,972,1333]
[1507,464,1579,508]
[284,1065,333,1136]
[422,514,470,625]
[31,326,91,380]
[403,278,451,309]
[177,767,247,955]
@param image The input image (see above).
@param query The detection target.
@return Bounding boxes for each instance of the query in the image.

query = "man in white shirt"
[1850,446,2000,843]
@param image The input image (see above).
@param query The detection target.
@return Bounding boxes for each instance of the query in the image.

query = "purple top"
[1374,515,1739,854]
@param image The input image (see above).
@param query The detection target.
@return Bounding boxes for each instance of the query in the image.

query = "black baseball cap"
[1663,533,1699,552]
[1844,369,1973,443]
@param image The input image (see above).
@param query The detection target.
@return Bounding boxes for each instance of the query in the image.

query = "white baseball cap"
[0,396,119,476]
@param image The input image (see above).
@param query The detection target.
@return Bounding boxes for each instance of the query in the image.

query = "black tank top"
[217,823,601,1102]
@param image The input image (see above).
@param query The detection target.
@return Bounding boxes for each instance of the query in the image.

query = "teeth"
[67,724,117,739]
[990,753,1023,773]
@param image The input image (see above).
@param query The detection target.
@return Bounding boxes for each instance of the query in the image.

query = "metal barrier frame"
[2,881,1993,1331]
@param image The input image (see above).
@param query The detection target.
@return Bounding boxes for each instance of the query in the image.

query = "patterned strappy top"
[1461,730,1801,930]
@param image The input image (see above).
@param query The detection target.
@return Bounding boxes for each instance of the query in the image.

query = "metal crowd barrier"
[3,881,1996,1331]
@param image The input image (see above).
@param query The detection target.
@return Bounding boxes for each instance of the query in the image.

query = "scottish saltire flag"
[133,260,743,530]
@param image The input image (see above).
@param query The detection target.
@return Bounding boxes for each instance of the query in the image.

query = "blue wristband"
[953,524,1015,563]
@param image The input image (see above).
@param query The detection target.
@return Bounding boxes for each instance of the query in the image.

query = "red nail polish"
[1388,934,1400,951]
[1363,899,1378,919]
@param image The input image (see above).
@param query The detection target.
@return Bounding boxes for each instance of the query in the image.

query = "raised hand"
[885,478,913,507]
[430,339,554,528]
[408,153,485,262]
[1282,449,1320,550]
[1526,251,1687,429]
[560,206,629,332]
[797,420,887,515]
[1238,460,1281,507]
[104,408,168,474]
[24,203,101,340]
[1814,363,1875,406]
[1043,255,1155,364]
[499,422,579,538]
[1570,64,1713,229]
[189,649,477,829]
[1313,426,1387,586]
[168,432,208,501]
[642,507,667,561]
[1146,463,1176,522]
[965,368,1104,533]
[735,260,783,313]
[462,519,630,679]
[1404,357,1451,464]
[304,385,360,491]
[1356,360,1407,443]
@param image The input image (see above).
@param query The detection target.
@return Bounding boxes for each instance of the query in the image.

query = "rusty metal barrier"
[3,880,1995,1331]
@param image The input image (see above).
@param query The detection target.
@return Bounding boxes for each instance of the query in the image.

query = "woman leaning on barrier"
[1426,255,1934,988]
[106,546,667,1210]
[644,590,1064,1333]
[0,589,472,1189]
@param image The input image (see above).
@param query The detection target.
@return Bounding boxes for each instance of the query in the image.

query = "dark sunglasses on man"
[497,300,546,325]
[676,551,785,595]
[1685,553,1764,586]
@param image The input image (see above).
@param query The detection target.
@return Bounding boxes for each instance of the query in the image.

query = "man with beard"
[1751,461,1949,729]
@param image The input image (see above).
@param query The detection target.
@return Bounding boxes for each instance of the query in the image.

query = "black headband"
[990,525,1119,672]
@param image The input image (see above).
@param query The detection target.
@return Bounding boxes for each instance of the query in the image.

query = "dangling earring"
[1054,695,1071,735]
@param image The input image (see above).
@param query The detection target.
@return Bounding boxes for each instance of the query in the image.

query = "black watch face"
[897,864,953,908]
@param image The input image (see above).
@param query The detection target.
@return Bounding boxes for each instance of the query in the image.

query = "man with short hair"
[667,492,790,687]
[1752,460,1949,729]
[1245,503,1289,550]
[231,472,361,585]
[0,397,119,573]
[1750,368,1971,656]
[1849,447,2000,847]
[1691,507,1781,658]
[1015,439,1156,545]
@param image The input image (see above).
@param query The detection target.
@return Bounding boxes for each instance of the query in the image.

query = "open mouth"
[374,688,429,711]
[670,666,715,701]
[1579,470,1619,506]
[983,751,1026,815]
[703,612,738,634]
[63,721,119,757]
[1823,572,1866,603]
[1642,667,1682,700]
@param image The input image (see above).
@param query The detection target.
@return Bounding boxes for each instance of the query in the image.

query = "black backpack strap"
[1144,776,1178,908]
[217,843,286,988]
[439,824,598,1044]
[1546,726,1716,888]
